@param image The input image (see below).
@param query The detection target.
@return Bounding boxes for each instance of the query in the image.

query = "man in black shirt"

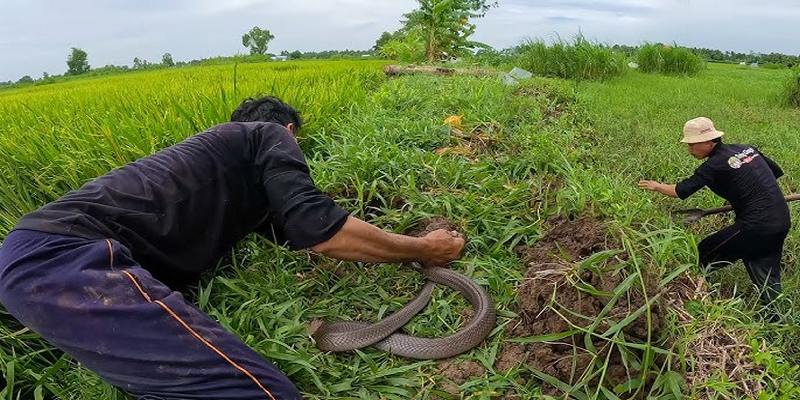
[639,117,790,306]
[0,96,465,399]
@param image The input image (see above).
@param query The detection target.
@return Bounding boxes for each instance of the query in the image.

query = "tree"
[374,31,397,51]
[17,75,34,84]
[241,26,275,55]
[133,57,151,69]
[379,31,426,62]
[289,50,303,60]
[402,0,496,62]
[66,47,90,75]
[162,52,175,67]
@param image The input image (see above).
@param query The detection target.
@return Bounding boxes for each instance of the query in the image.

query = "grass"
[515,36,628,81]
[1,59,799,399]
[636,43,705,76]
[579,62,800,397]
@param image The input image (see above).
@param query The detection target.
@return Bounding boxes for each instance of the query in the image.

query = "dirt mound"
[437,360,487,395]
[516,215,613,263]
[500,215,665,396]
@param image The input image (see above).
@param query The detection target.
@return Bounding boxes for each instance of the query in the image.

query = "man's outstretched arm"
[311,216,465,267]
[638,180,678,198]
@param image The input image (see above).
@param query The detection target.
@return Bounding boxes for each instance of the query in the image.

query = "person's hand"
[420,229,465,267]
[638,180,661,191]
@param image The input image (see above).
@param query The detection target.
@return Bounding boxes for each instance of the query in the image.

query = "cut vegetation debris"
[665,273,765,399]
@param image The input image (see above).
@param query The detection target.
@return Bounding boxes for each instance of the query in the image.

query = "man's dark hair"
[712,137,723,144]
[230,96,303,129]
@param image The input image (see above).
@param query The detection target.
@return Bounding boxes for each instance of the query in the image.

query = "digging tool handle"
[701,193,800,217]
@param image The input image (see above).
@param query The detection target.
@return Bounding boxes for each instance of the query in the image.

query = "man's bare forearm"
[638,180,678,198]
[655,183,678,198]
[311,217,429,262]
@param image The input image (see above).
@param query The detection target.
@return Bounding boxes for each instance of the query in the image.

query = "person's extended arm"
[311,216,464,267]
[640,164,712,200]
[638,180,678,198]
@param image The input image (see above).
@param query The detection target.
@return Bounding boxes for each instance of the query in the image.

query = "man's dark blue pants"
[698,223,788,304]
[0,229,301,400]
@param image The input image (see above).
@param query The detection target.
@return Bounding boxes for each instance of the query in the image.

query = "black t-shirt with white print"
[14,122,349,287]
[676,143,789,230]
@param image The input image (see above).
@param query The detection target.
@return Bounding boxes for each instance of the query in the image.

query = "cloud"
[545,15,582,23]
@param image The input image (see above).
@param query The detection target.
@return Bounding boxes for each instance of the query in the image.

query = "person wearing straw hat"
[638,117,790,307]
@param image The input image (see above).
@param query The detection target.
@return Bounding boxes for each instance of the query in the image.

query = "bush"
[784,68,800,108]
[467,47,514,67]
[636,43,704,75]
[515,35,627,81]
[378,32,426,63]
[762,62,787,70]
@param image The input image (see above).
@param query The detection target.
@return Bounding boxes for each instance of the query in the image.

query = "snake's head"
[410,262,425,270]
[307,319,324,337]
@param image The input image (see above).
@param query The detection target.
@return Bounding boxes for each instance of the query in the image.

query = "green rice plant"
[636,43,705,75]
[515,35,627,81]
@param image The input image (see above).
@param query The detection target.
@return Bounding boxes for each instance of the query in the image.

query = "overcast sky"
[1,0,799,82]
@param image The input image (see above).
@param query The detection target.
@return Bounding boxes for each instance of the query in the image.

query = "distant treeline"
[1,49,374,90]
[610,44,799,67]
[3,44,798,90]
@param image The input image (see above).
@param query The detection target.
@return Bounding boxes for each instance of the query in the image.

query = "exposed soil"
[499,215,665,397]
[516,215,614,263]
[437,360,487,395]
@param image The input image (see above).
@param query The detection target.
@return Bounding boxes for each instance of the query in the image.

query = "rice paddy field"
[1,59,799,399]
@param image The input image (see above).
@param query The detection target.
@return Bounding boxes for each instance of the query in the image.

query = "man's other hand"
[637,180,678,198]
[638,180,661,191]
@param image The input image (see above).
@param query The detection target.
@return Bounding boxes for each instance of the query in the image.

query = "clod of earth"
[437,360,487,395]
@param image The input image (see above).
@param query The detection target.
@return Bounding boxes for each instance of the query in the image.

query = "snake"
[310,263,496,359]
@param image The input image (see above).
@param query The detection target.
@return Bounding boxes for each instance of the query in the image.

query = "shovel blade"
[673,208,705,224]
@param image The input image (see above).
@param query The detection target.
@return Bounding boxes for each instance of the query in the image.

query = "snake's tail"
[312,281,435,352]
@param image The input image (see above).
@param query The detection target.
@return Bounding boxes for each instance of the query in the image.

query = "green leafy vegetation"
[783,67,800,108]
[636,43,705,76]
[378,0,497,63]
[515,36,628,81]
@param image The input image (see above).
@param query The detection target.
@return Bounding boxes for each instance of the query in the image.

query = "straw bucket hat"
[681,117,724,143]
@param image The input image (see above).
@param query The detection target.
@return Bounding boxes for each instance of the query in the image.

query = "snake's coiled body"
[311,265,496,359]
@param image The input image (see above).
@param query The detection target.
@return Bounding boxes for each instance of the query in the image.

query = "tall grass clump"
[783,67,800,107]
[636,43,704,75]
[515,35,627,81]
